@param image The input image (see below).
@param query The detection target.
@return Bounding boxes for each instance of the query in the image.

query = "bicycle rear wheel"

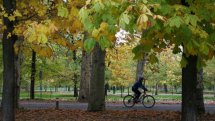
[142,95,155,108]
[123,95,135,108]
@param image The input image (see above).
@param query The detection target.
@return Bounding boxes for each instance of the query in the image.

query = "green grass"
[20,92,77,100]
[1,91,214,102]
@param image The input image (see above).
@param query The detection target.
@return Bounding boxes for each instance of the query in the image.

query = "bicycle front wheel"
[123,95,135,108]
[142,95,155,108]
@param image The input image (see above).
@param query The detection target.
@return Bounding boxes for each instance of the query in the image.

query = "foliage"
[19,44,82,91]
[204,58,215,90]
[145,47,181,91]
[14,109,183,121]
[79,0,215,68]
[3,107,214,121]
[106,45,136,87]
[0,0,85,58]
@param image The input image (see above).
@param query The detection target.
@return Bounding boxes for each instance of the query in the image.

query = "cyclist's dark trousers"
[132,88,141,99]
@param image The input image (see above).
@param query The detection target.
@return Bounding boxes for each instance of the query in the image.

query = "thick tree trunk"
[78,50,90,101]
[182,54,198,121]
[14,39,23,108]
[2,0,17,120]
[196,69,205,114]
[30,50,36,99]
[78,32,90,102]
[87,43,106,112]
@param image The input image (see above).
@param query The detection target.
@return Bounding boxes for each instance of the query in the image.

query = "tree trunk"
[120,86,123,97]
[164,84,168,94]
[73,50,78,97]
[14,39,23,108]
[74,76,78,97]
[87,43,106,112]
[214,80,215,97]
[196,69,205,114]
[78,32,90,102]
[174,86,178,93]
[105,83,109,96]
[135,55,147,81]
[2,0,17,120]
[155,83,158,95]
[30,50,36,99]
[182,54,198,121]
[113,86,116,94]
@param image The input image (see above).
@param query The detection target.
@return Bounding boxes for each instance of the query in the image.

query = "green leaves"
[84,38,96,52]
[119,12,131,29]
[37,33,48,44]
[57,3,68,18]
[180,56,188,68]
[79,8,94,31]
[149,53,159,64]
[184,14,200,27]
[166,16,183,28]
[132,45,144,59]
[98,36,112,50]
[199,42,209,55]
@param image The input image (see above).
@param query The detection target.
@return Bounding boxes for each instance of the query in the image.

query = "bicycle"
[123,91,155,108]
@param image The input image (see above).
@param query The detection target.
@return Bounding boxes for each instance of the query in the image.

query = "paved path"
[19,101,215,114]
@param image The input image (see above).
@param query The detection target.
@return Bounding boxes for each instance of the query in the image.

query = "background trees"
[0,0,215,120]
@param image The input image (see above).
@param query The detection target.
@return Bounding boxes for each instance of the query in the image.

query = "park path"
[19,101,215,114]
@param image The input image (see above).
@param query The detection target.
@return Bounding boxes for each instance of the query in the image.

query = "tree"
[78,33,91,102]
[30,50,36,99]
[2,0,17,120]
[80,0,215,120]
[78,49,91,102]
[106,45,136,88]
[1,0,85,119]
[87,43,106,111]
[14,38,23,108]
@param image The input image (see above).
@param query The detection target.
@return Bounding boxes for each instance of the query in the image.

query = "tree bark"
[2,0,17,120]
[87,43,106,112]
[196,69,205,114]
[73,74,78,97]
[14,39,23,108]
[164,84,168,94]
[30,50,36,99]
[214,80,215,97]
[73,50,78,97]
[135,54,147,81]
[182,54,198,121]
[155,83,158,95]
[78,32,90,102]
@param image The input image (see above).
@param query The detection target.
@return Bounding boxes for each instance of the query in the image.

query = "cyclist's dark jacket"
[132,79,147,91]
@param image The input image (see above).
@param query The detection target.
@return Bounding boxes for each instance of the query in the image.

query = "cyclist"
[132,76,148,102]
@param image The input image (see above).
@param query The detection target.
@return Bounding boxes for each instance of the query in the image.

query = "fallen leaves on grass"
[8,109,214,121]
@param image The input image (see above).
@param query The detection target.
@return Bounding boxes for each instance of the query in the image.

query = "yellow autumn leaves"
[22,21,58,44]
[91,22,116,42]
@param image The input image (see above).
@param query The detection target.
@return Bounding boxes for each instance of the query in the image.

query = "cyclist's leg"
[133,90,141,102]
